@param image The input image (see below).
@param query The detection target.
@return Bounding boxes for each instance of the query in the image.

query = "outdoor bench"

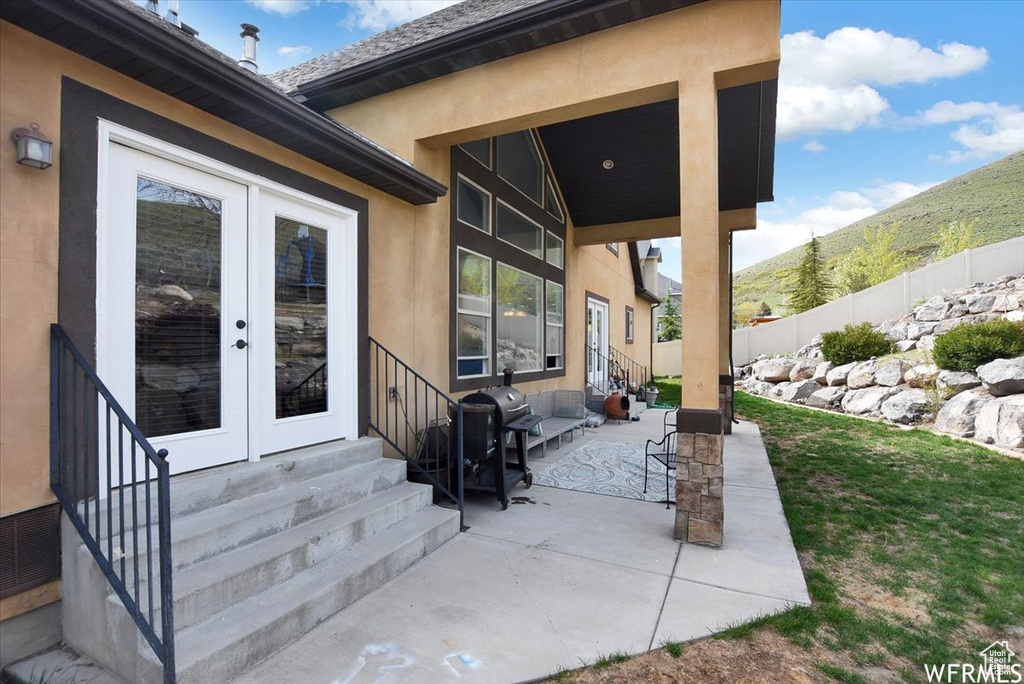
[515,390,586,458]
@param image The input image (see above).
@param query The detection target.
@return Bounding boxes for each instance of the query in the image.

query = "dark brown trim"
[627,241,661,303]
[718,374,734,386]
[675,408,724,435]
[625,305,635,344]
[1,0,445,205]
[0,504,61,600]
[449,142,566,393]
[59,78,372,436]
[585,291,610,306]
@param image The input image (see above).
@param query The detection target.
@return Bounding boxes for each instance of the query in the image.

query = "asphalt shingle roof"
[270,0,547,93]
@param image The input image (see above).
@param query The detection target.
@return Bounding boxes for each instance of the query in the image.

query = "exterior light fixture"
[10,123,53,169]
[602,159,614,170]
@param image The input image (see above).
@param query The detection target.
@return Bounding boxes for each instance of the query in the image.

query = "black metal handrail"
[609,345,648,394]
[50,324,175,684]
[368,337,464,530]
[279,362,327,418]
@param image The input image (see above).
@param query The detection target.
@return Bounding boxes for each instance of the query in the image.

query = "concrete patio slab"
[231,416,809,684]
[233,533,670,684]
[652,579,795,645]
[463,483,679,576]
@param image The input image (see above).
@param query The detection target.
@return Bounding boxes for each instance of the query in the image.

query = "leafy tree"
[934,218,981,260]
[757,301,773,317]
[835,222,914,294]
[659,293,682,342]
[733,301,759,327]
[788,236,834,314]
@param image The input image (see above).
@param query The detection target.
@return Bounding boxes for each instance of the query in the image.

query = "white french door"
[586,297,609,388]
[102,143,249,474]
[256,190,357,455]
[100,139,358,477]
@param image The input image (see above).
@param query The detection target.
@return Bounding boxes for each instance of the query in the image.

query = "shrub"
[820,323,894,365]
[932,319,1024,372]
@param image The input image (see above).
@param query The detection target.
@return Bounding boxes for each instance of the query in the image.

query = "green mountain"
[733,151,1024,321]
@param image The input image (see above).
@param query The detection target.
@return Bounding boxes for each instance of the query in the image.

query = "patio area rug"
[533,441,675,504]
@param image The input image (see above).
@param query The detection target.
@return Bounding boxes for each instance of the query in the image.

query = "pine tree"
[789,236,834,314]
[757,301,772,317]
[659,293,682,342]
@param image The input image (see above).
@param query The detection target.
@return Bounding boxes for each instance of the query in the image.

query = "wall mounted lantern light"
[10,123,53,169]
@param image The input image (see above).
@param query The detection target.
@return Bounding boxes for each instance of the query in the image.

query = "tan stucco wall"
[327,0,779,409]
[0,22,422,518]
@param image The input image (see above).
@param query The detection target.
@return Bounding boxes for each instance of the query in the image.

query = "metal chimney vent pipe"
[145,0,159,14]
[164,0,180,27]
[239,23,260,73]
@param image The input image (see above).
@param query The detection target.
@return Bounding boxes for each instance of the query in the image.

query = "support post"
[675,75,724,547]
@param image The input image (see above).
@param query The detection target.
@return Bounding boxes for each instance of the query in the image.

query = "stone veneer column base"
[674,408,725,548]
[719,375,734,435]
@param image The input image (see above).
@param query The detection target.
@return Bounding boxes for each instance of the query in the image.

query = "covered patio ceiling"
[538,79,777,237]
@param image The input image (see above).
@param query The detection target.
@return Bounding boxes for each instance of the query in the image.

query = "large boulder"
[813,361,835,385]
[918,335,937,351]
[742,380,774,396]
[915,296,951,322]
[789,359,819,382]
[934,388,992,438]
[841,386,900,415]
[757,358,796,382]
[847,360,880,389]
[1004,310,1024,323]
[991,294,1021,312]
[875,359,911,387]
[806,386,847,408]
[907,321,939,340]
[964,294,996,314]
[881,389,932,424]
[879,315,912,341]
[895,340,918,352]
[937,387,991,436]
[974,395,1024,449]
[977,357,1024,397]
[905,364,939,389]
[771,381,791,397]
[936,370,982,394]
[826,362,856,387]
[780,379,820,403]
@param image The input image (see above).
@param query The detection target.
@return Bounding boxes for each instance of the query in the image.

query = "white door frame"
[586,296,609,387]
[96,121,360,469]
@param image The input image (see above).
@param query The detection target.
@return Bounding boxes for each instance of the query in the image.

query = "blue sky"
[155,1,1023,277]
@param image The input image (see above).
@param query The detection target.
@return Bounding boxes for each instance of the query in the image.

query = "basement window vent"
[0,504,61,599]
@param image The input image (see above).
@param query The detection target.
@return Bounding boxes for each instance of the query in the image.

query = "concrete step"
[139,481,434,631]
[101,456,408,579]
[140,506,461,684]
[92,438,382,540]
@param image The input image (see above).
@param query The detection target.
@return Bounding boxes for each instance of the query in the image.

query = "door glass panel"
[135,177,222,437]
[275,217,328,418]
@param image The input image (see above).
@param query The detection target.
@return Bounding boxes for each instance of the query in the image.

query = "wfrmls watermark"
[924,641,1021,683]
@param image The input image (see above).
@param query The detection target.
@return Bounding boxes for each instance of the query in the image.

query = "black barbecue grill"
[458,369,539,509]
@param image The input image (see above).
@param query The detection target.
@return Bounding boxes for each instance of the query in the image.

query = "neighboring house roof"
[271,0,705,111]
[627,243,661,304]
[658,274,682,299]
[1,0,447,205]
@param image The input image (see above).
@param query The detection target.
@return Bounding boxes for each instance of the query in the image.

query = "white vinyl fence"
[652,236,1024,375]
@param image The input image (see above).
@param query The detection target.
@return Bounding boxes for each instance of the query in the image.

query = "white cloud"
[803,140,827,154]
[731,180,939,270]
[343,0,462,31]
[246,0,315,18]
[909,101,1024,163]
[778,28,989,140]
[277,45,313,62]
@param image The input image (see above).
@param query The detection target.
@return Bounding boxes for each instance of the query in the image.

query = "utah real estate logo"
[925,641,1021,683]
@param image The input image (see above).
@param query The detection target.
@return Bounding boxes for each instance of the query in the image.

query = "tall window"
[547,282,564,369]
[456,249,491,377]
[625,305,634,344]
[451,131,565,389]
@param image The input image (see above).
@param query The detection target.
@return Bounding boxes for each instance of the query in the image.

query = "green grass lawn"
[725,392,1024,681]
[651,376,681,407]
[550,389,1024,683]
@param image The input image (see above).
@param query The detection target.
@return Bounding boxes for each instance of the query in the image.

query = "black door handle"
[233,339,247,349]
